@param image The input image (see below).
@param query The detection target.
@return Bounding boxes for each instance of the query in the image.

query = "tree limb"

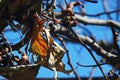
[78,35,117,58]
[55,12,120,29]
[51,24,119,68]
[11,29,31,51]
[75,14,120,29]
[0,64,40,80]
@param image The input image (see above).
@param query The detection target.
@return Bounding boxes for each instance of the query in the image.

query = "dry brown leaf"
[30,14,48,57]
[30,13,72,75]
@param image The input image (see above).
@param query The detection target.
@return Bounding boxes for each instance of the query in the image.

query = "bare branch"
[0,64,40,80]
[79,35,117,58]
[75,14,120,29]
[0,64,40,71]
[51,24,118,67]
[11,29,31,51]
[55,12,120,29]
[51,24,117,59]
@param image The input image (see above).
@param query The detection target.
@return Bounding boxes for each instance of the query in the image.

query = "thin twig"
[77,62,106,67]
[56,35,81,80]
[88,67,96,80]
[84,46,108,80]
[11,29,31,51]
[86,0,98,3]
[64,0,68,6]
[102,0,112,19]
[69,28,108,80]
[84,9,120,17]
[116,0,120,21]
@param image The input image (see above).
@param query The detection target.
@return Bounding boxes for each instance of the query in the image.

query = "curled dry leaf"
[30,13,73,75]
[30,14,48,57]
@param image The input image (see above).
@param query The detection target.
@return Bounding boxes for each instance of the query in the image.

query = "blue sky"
[0,0,117,79]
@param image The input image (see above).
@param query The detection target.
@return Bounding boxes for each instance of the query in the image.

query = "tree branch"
[0,64,40,80]
[78,35,117,58]
[75,14,120,29]
[51,24,119,68]
[11,29,31,51]
[55,12,120,29]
